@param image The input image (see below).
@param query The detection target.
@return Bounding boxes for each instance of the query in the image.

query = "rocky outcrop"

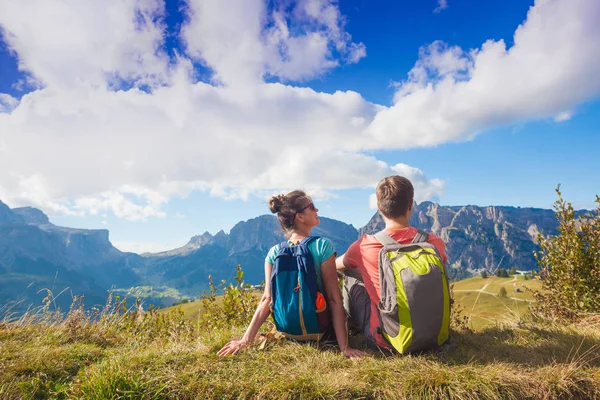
[140,215,359,292]
[0,200,24,225]
[1,197,576,310]
[0,202,141,312]
[12,207,51,226]
[228,215,283,254]
[359,202,559,278]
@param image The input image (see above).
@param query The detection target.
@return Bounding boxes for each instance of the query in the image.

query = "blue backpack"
[270,236,326,341]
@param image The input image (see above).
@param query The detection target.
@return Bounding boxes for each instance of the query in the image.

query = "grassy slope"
[451,275,542,331]
[1,276,599,400]
[162,276,543,332]
[160,293,262,322]
[1,318,599,399]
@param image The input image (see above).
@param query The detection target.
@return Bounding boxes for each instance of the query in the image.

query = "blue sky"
[0,0,599,253]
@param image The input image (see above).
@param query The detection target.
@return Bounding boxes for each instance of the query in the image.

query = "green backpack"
[374,230,451,354]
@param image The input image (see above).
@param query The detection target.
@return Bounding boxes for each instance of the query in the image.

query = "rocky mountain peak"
[229,215,282,253]
[0,200,24,224]
[189,232,214,247]
[417,200,434,208]
[358,203,561,279]
[213,230,229,246]
[12,207,51,226]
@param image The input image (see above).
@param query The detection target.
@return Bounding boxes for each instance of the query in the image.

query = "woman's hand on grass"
[217,339,249,357]
[342,346,366,359]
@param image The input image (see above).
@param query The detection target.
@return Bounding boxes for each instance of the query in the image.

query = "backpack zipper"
[297,276,307,335]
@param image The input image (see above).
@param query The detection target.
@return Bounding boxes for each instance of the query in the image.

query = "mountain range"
[0,199,565,312]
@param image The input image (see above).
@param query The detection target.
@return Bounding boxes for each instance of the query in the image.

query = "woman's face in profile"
[297,197,319,227]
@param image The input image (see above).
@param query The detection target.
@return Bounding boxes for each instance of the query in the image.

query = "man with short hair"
[336,175,448,350]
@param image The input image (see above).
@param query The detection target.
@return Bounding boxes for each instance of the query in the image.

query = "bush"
[498,287,508,298]
[481,270,488,279]
[198,264,260,331]
[509,267,517,275]
[449,284,472,332]
[496,268,509,278]
[532,186,600,321]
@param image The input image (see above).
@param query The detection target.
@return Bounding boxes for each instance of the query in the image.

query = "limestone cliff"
[140,215,358,291]
[359,202,558,278]
[0,202,141,312]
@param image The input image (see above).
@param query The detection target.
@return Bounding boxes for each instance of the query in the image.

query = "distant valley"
[0,199,565,312]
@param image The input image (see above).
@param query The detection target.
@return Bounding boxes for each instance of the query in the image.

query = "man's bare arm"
[336,252,363,280]
[335,253,347,271]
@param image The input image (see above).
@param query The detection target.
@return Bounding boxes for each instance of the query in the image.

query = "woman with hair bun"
[217,190,364,358]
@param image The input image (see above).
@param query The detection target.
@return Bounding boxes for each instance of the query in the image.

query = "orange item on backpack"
[315,291,326,312]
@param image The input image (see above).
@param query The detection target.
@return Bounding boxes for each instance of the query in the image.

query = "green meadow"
[451,275,542,331]
[160,275,542,332]
[1,275,598,400]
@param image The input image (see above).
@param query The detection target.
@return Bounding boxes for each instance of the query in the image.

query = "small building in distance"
[251,284,265,292]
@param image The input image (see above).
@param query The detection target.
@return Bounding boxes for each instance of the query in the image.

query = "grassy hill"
[1,275,599,399]
[160,275,543,332]
[157,292,262,322]
[452,275,542,330]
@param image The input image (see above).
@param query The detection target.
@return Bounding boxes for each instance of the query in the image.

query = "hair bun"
[268,194,285,214]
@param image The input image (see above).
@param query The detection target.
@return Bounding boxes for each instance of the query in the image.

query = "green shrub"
[198,264,259,331]
[532,185,600,321]
[480,270,488,279]
[449,284,472,332]
[496,268,509,278]
[498,287,508,298]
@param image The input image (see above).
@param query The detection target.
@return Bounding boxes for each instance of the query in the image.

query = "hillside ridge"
[0,199,575,311]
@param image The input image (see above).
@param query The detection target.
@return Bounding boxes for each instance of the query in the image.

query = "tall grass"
[1,283,599,399]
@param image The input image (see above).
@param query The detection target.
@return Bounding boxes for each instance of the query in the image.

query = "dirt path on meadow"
[454,276,535,303]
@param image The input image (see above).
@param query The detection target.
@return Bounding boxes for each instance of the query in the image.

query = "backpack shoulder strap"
[411,229,429,244]
[373,231,398,246]
[299,236,318,246]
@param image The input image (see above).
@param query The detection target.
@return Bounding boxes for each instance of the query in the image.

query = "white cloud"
[0,174,80,216]
[398,41,471,89]
[368,164,445,210]
[0,77,442,219]
[73,191,167,221]
[369,193,378,210]
[113,240,187,254]
[390,164,445,203]
[434,0,448,13]
[0,0,599,220]
[0,0,170,90]
[554,111,573,122]
[0,93,19,113]
[182,0,366,85]
[367,0,600,149]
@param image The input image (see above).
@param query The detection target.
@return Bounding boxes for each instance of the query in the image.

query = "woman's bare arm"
[217,261,273,356]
